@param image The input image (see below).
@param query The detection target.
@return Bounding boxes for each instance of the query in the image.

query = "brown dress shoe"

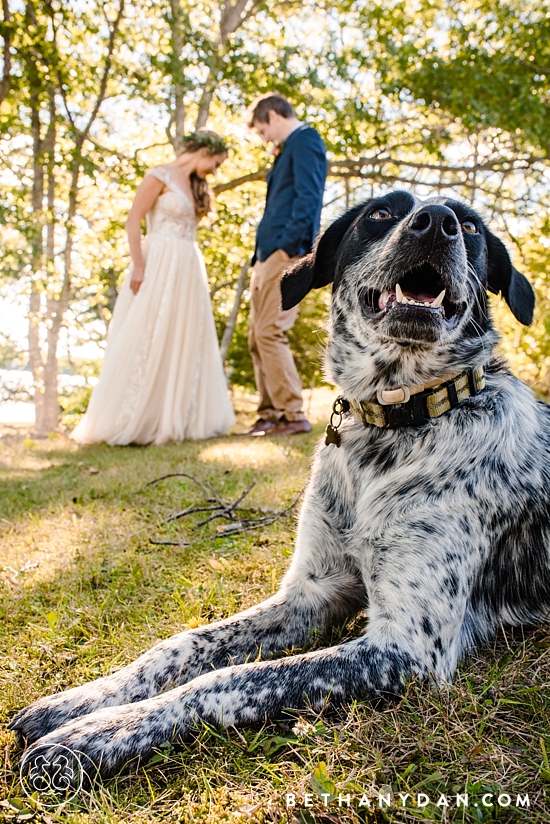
[246,418,277,436]
[267,418,312,436]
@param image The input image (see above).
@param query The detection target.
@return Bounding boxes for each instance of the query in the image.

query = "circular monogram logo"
[20,744,84,807]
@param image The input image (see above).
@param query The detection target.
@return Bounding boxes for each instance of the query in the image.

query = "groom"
[247,93,327,436]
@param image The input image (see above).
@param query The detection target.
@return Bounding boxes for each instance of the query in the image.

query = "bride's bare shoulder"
[146,164,171,178]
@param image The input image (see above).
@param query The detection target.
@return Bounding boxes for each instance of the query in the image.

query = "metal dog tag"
[325,424,341,447]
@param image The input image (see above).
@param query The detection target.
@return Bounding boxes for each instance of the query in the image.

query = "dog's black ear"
[486,231,535,325]
[280,204,366,310]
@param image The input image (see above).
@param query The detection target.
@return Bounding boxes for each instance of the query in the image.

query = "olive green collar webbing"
[325,366,485,444]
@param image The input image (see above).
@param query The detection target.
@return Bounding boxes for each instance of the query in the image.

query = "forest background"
[0,0,549,435]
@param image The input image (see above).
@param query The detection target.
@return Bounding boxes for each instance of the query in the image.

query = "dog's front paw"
[20,699,185,786]
[9,682,118,746]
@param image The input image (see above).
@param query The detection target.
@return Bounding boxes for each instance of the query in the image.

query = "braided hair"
[181,130,228,219]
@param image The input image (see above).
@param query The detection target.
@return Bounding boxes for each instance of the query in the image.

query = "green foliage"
[493,212,550,398]
[392,1,550,153]
[0,0,549,411]
[0,332,27,370]
[288,288,331,389]
[59,384,94,429]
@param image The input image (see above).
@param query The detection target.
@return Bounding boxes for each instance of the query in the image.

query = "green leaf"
[45,610,58,629]
[261,735,293,755]
[6,798,36,819]
[310,761,337,801]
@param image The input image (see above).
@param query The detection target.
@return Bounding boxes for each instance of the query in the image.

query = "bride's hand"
[130,267,145,295]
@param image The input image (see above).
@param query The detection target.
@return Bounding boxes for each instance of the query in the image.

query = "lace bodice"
[145,166,199,241]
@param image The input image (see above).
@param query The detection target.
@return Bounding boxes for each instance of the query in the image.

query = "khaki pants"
[248,250,305,422]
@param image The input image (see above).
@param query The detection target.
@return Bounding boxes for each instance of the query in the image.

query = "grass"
[0,388,549,823]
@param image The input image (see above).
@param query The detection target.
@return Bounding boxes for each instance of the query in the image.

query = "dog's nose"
[409,205,459,241]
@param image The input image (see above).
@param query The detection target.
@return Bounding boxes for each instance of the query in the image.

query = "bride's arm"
[125,175,165,295]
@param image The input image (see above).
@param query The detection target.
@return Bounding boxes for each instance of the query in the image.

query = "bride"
[71,131,236,445]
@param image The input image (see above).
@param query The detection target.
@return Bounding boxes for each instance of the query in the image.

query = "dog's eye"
[461,220,478,234]
[369,208,392,221]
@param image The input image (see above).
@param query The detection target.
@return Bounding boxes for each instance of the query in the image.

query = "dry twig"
[146,475,304,546]
[196,482,255,527]
[145,472,223,503]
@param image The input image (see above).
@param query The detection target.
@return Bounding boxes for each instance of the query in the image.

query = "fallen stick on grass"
[146,476,304,544]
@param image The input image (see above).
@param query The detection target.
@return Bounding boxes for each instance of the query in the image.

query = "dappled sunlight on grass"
[0,503,143,591]
[0,426,301,757]
[0,431,78,474]
[198,437,306,469]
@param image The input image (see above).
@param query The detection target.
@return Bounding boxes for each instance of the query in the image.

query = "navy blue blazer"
[253,124,327,264]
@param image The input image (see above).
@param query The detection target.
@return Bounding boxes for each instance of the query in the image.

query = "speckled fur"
[10,191,550,783]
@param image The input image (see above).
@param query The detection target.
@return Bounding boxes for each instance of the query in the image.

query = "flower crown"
[182,131,228,155]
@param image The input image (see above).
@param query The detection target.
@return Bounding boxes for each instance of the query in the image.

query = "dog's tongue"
[378,289,436,309]
[405,290,434,303]
[378,286,444,310]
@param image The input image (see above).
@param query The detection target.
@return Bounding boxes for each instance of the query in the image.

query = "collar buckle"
[376,386,411,406]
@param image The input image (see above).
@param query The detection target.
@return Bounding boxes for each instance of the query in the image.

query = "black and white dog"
[10,191,550,784]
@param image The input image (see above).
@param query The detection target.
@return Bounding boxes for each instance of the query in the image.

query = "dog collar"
[326,366,485,444]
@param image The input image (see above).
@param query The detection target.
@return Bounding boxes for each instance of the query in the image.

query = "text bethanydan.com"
[285,791,531,811]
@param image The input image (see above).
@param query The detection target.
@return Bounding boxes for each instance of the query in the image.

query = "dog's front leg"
[19,634,412,783]
[8,592,322,746]
[10,481,364,746]
[358,511,484,683]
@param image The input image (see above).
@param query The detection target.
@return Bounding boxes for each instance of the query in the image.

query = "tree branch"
[328,155,545,176]
[212,151,545,199]
[210,276,240,297]
[196,0,265,129]
[213,167,268,194]
[167,0,187,147]
[220,0,261,42]
[79,0,125,143]
[220,261,250,362]
[0,0,11,106]
[41,0,76,130]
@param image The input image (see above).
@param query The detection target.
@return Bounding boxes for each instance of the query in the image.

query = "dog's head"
[281,191,534,395]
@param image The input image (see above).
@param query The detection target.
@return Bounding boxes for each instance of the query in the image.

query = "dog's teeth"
[432,290,446,308]
[395,283,404,303]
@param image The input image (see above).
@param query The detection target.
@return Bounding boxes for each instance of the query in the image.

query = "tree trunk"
[195,85,214,129]
[35,144,82,434]
[28,286,44,428]
[27,68,46,432]
[0,0,11,105]
[28,0,125,434]
[33,91,59,435]
[167,0,186,148]
[220,261,249,363]
[28,86,59,435]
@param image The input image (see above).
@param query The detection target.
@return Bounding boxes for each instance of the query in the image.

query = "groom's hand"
[130,267,145,295]
[278,249,290,261]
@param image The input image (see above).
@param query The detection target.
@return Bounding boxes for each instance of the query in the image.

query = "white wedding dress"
[71,166,235,445]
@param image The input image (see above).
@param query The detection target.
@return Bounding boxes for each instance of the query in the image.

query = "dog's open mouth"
[363,264,463,322]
